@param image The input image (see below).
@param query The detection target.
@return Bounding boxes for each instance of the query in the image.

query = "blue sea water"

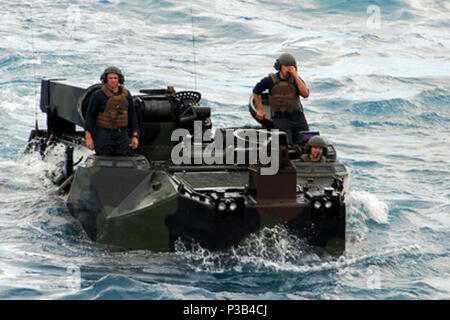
[0,0,449,300]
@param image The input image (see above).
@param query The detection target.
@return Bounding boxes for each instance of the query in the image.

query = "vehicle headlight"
[229,202,237,211]
[218,202,227,211]
[325,201,333,209]
[313,201,322,210]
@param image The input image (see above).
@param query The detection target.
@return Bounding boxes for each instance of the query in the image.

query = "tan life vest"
[96,86,129,129]
[268,73,300,114]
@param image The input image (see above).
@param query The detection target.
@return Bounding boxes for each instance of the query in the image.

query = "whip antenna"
[30,0,39,131]
[190,7,197,90]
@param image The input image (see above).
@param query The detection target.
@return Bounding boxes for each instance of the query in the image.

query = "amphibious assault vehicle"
[25,79,349,254]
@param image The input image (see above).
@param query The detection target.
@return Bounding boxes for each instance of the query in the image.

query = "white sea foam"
[349,190,389,224]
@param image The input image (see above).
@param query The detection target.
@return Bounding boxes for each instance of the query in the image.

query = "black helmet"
[307,135,328,156]
[273,53,297,71]
[100,66,125,84]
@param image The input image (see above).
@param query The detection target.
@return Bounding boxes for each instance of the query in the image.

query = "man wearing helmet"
[85,66,139,156]
[301,135,327,163]
[253,53,310,145]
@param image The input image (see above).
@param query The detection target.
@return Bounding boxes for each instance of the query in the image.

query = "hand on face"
[280,65,297,78]
[287,66,297,76]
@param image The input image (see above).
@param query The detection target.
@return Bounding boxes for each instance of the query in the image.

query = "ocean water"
[0,0,449,300]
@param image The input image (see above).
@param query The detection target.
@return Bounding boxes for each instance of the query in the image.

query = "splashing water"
[349,190,389,225]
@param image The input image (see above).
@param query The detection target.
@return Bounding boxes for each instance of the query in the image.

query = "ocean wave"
[349,120,419,129]
[350,98,416,116]
[348,190,389,225]
[414,111,449,125]
[311,78,346,92]
[347,160,383,168]
[279,0,413,16]
[0,55,21,69]
[414,88,450,108]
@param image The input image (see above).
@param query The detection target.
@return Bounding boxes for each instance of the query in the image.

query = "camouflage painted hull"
[60,153,347,253]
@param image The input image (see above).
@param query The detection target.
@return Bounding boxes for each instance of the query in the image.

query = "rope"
[191,7,197,91]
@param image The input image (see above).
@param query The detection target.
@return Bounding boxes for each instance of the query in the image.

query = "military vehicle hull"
[25,79,349,254]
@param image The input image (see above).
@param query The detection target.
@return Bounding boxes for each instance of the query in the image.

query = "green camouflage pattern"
[67,155,178,250]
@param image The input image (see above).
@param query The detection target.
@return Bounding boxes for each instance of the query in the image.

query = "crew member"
[85,66,139,156]
[253,53,310,144]
[301,135,327,163]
